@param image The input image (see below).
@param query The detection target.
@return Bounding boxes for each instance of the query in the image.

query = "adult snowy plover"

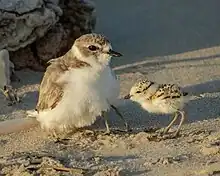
[30,33,129,137]
[124,79,196,137]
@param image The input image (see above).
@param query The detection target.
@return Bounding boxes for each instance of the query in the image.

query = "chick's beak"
[107,49,122,57]
[124,94,132,99]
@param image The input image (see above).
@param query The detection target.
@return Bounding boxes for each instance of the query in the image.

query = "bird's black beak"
[107,49,122,57]
[124,94,132,99]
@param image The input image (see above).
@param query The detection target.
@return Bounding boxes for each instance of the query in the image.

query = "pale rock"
[0,0,43,14]
[0,49,14,88]
[0,0,96,70]
[0,0,61,51]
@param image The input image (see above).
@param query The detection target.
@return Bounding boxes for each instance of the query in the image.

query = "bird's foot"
[158,128,181,139]
[83,129,96,136]
[156,126,172,135]
[172,131,181,138]
[103,129,111,135]
[162,126,181,138]
[50,132,71,144]
[53,137,71,145]
[162,127,170,135]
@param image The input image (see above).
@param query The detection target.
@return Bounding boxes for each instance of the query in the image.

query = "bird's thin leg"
[51,129,57,138]
[102,111,111,135]
[110,105,131,132]
[49,129,59,141]
[163,112,179,134]
[173,111,185,137]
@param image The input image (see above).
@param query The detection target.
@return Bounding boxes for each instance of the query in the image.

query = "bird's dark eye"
[88,45,98,51]
[136,91,141,93]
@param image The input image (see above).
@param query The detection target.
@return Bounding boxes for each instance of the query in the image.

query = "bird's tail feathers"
[26,110,38,118]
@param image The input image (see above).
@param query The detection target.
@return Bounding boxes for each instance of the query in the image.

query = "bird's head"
[124,79,154,103]
[72,33,122,66]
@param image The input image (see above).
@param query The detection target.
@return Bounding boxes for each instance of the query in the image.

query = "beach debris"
[0,151,88,175]
[0,85,21,106]
[93,166,124,176]
[193,162,220,176]
[147,154,190,166]
[200,132,220,156]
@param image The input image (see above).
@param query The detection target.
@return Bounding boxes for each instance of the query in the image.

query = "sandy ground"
[1,0,220,175]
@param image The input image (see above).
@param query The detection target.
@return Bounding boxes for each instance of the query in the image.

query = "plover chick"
[124,79,195,137]
[28,33,129,137]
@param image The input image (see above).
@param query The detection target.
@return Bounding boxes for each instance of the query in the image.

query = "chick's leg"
[102,111,111,135]
[174,111,185,137]
[163,112,179,134]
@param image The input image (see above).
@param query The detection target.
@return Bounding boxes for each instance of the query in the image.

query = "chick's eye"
[136,91,141,93]
[88,45,98,51]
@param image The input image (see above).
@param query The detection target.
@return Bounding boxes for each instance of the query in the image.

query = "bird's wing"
[159,84,183,99]
[36,59,66,112]
[36,53,91,112]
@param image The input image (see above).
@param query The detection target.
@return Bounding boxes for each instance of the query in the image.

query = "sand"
[1,1,220,175]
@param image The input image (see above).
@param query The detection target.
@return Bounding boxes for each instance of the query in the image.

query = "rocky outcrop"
[0,0,96,70]
[0,0,60,52]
